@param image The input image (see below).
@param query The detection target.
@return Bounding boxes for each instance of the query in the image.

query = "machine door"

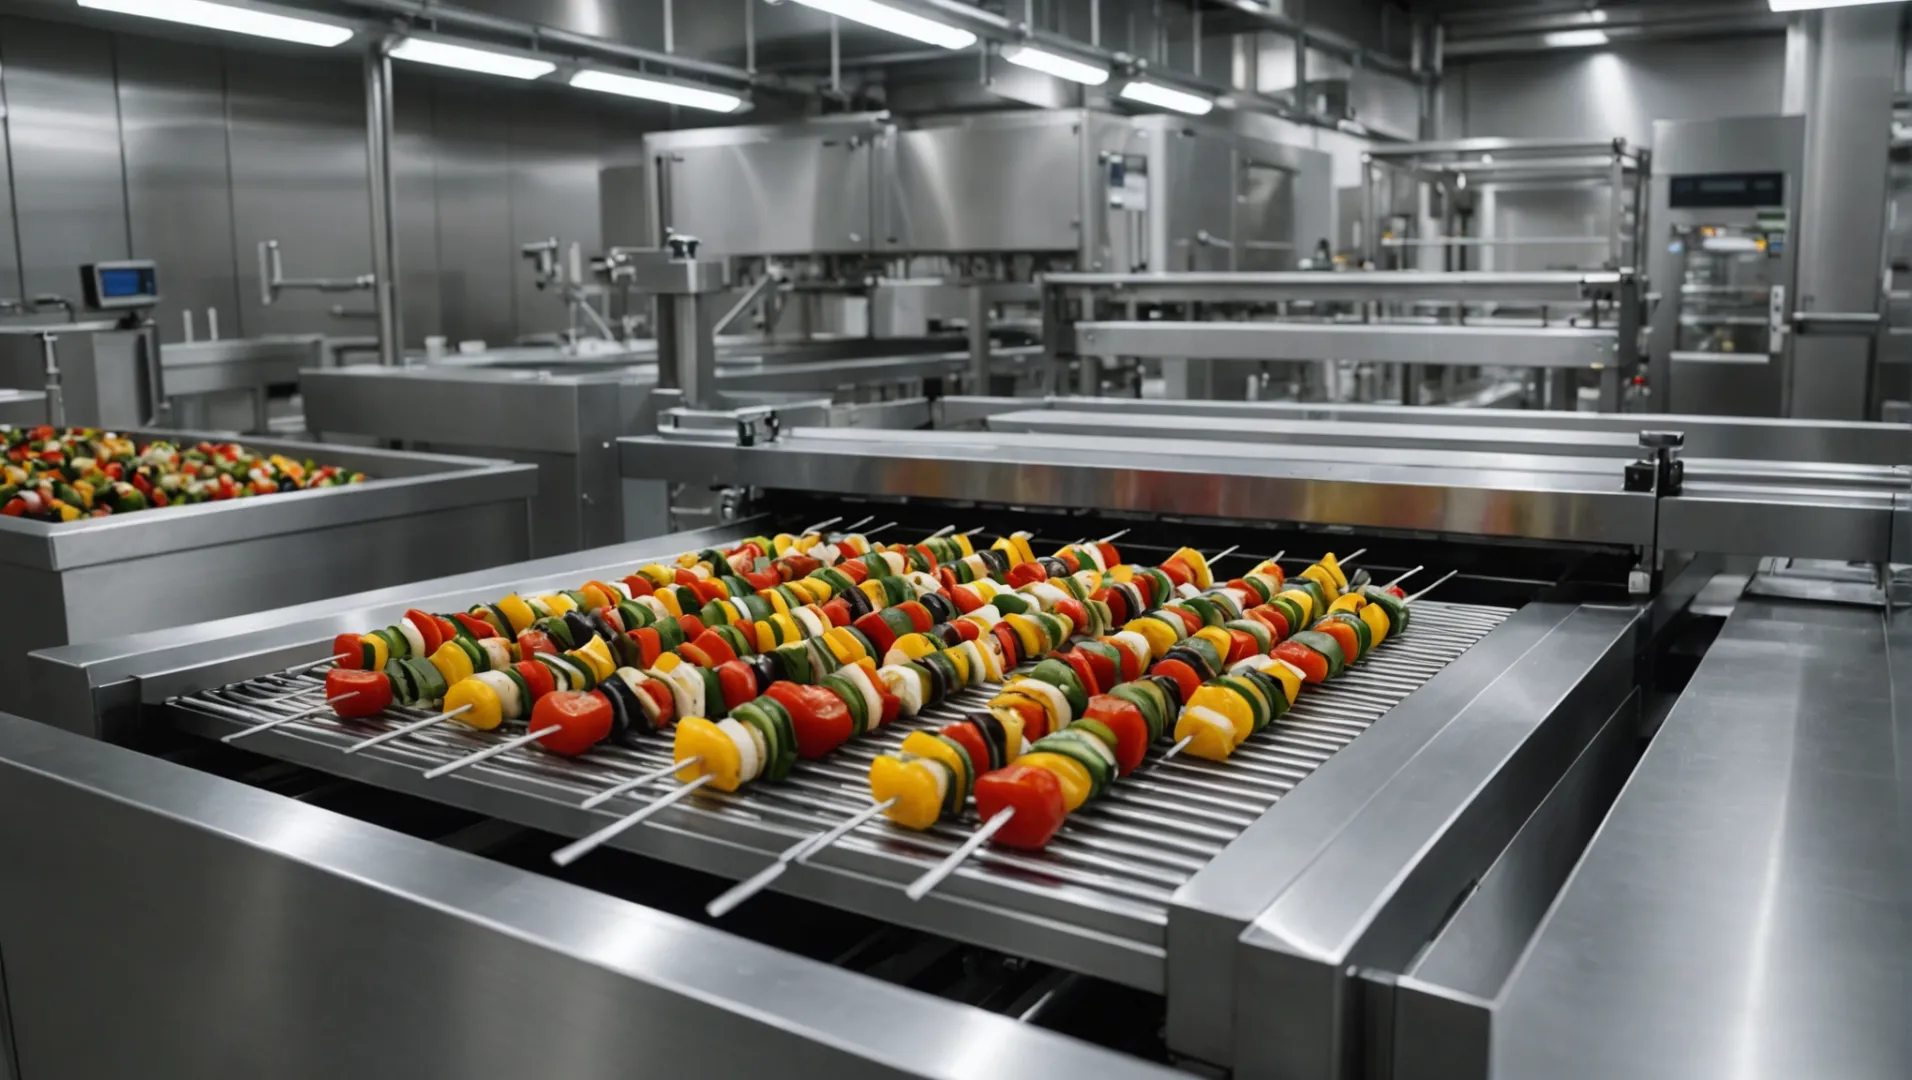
[662,135,874,256]
[1668,223,1787,363]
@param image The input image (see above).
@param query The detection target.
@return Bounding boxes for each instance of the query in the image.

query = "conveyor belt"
[165,595,1510,991]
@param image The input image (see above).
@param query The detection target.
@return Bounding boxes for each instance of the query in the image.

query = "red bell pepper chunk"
[1095,542,1121,570]
[690,629,739,667]
[1149,658,1203,704]
[331,632,365,669]
[451,612,495,640]
[532,691,613,756]
[1091,586,1126,625]
[1083,694,1150,775]
[839,559,870,584]
[515,660,557,700]
[326,668,392,719]
[676,614,706,640]
[516,630,559,658]
[629,628,664,668]
[875,682,901,727]
[940,721,991,778]
[405,609,445,655]
[677,642,715,669]
[1225,629,1260,665]
[1159,559,1193,587]
[716,660,758,712]
[1006,561,1047,588]
[853,611,897,655]
[895,601,933,633]
[950,584,983,614]
[991,624,1022,668]
[622,575,655,598]
[821,597,852,627]
[1053,597,1089,637]
[633,677,676,729]
[764,682,853,759]
[974,765,1067,850]
[952,619,980,643]
[1060,648,1101,697]
[1273,640,1330,683]
[1246,604,1289,641]
[1076,645,1117,694]
[743,569,779,591]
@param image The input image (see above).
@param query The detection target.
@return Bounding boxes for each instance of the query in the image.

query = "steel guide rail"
[162,538,1511,988]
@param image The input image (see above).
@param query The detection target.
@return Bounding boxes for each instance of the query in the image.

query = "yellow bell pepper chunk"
[1194,625,1234,658]
[1319,552,1349,590]
[357,633,390,671]
[1262,658,1302,705]
[1300,564,1338,596]
[1360,603,1391,647]
[1173,705,1237,761]
[870,755,945,829]
[955,533,974,557]
[1329,593,1366,615]
[429,641,474,687]
[545,593,578,615]
[1277,589,1315,623]
[443,677,503,731]
[1188,684,1254,746]
[1125,617,1178,661]
[1170,547,1213,589]
[571,636,616,682]
[496,594,537,634]
[901,731,970,802]
[672,717,742,792]
[1019,751,1092,811]
[753,621,777,653]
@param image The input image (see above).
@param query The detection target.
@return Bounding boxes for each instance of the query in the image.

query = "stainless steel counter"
[304,348,1040,556]
[1474,598,1911,1080]
[620,425,1659,549]
[0,711,1180,1080]
[0,389,46,426]
[1,432,535,722]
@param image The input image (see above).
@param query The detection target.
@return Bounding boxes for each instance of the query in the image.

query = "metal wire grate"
[170,599,1511,941]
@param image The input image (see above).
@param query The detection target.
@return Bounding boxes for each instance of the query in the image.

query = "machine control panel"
[80,260,160,311]
[1669,171,1784,209]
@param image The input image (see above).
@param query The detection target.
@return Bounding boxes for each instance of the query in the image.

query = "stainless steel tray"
[166,598,1510,993]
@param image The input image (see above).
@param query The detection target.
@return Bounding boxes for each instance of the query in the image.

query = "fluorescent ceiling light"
[1770,0,1902,10]
[76,0,353,47]
[1542,28,1610,46]
[571,70,746,113]
[389,37,556,80]
[1002,45,1110,85]
[788,0,977,50]
[1119,80,1214,116]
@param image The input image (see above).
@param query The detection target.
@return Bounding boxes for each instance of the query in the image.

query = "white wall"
[1444,35,1789,145]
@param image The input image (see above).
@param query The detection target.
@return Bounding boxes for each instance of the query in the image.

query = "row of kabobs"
[223,516,1445,907]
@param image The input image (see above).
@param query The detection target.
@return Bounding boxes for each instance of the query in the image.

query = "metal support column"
[364,39,402,367]
[1788,5,1896,419]
[967,285,990,392]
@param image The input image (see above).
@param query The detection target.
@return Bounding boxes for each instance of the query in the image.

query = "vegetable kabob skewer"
[398,524,1044,787]
[901,553,1443,901]
[559,537,1187,878]
[310,524,990,752]
[696,542,1237,915]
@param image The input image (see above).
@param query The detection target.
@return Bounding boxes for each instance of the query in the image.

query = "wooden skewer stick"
[1406,569,1459,604]
[1341,548,1368,565]
[930,524,957,538]
[799,515,844,535]
[551,773,717,868]
[905,807,1017,901]
[961,526,988,537]
[421,725,560,780]
[1159,734,1195,762]
[282,652,350,677]
[705,798,898,918]
[343,705,473,755]
[865,521,899,536]
[1096,528,1130,544]
[841,514,876,532]
[1384,566,1424,589]
[1208,544,1240,563]
[579,756,703,810]
[223,694,355,743]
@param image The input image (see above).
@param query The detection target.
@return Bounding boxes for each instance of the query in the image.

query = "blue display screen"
[99,266,156,298]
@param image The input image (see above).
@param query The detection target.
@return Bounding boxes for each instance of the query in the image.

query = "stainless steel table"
[1393,597,1912,1079]
[0,389,46,426]
[0,433,536,722]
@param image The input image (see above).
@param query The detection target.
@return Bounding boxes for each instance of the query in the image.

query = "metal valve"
[667,233,702,261]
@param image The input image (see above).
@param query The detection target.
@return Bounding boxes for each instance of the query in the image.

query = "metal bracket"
[1629,430,1686,596]
[258,240,375,308]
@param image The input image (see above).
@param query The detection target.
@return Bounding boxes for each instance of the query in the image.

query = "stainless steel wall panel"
[393,68,441,347]
[660,132,875,256]
[1158,126,1235,272]
[885,113,1084,253]
[508,89,638,330]
[225,49,370,339]
[428,80,517,347]
[0,17,129,299]
[114,35,240,342]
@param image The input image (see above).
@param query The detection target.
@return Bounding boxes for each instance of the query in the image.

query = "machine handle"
[1792,310,1883,335]
[259,240,281,307]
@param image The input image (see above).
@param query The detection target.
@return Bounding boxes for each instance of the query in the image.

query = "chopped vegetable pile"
[0,425,367,521]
